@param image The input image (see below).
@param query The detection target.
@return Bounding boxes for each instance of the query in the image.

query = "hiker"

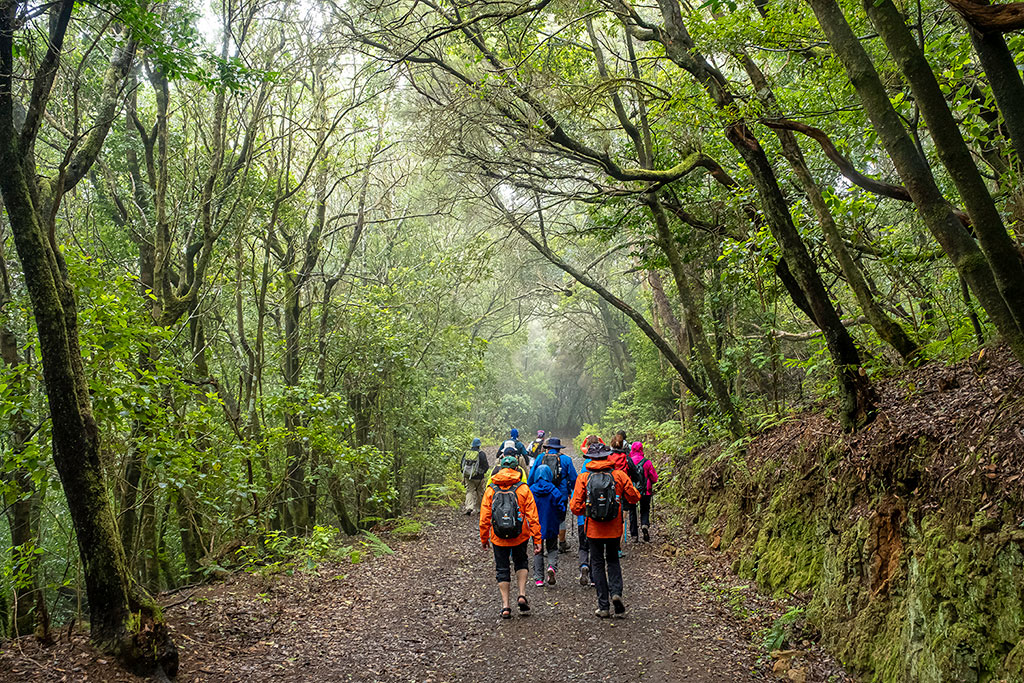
[529,464,564,587]
[575,434,605,586]
[528,437,577,553]
[480,454,542,618]
[628,441,658,542]
[609,442,640,553]
[462,438,489,515]
[499,428,531,466]
[488,445,528,484]
[570,441,640,618]
[528,429,546,463]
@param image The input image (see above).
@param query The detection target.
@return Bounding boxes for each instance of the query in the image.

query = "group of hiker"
[461,428,658,619]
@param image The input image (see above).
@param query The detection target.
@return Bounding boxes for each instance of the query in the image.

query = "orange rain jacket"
[480,467,542,548]
[569,457,640,539]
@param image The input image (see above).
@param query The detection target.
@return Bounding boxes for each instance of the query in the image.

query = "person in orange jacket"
[480,454,542,619]
[575,434,607,585]
[569,441,640,618]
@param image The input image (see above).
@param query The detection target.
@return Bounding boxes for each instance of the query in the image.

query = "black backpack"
[490,482,525,538]
[634,458,649,496]
[585,471,619,522]
[541,453,562,485]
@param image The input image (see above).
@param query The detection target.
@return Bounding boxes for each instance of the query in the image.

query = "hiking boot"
[546,566,556,585]
[611,595,625,616]
[558,540,570,554]
[642,526,650,542]
[535,579,545,587]
[595,608,611,619]
[579,565,590,586]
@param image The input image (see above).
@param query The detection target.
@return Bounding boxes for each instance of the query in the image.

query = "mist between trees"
[0,0,1021,672]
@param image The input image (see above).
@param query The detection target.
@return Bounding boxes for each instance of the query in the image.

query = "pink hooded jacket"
[629,442,658,496]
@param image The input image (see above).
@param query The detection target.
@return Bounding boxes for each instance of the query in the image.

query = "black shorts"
[493,541,529,582]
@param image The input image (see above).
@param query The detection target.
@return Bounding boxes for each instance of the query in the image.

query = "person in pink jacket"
[628,442,658,542]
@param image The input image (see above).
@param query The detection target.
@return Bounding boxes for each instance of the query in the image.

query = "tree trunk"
[0,169,177,674]
[283,274,310,534]
[642,0,876,429]
[0,3,175,669]
[738,51,921,364]
[805,0,1024,360]
[648,270,695,421]
[647,196,744,436]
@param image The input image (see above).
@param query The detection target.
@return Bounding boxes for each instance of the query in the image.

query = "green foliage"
[758,606,806,652]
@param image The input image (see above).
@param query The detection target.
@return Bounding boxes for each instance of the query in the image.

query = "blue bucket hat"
[471,437,481,448]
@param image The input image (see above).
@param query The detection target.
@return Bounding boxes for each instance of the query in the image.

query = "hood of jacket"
[530,478,559,498]
[492,467,524,487]
[585,458,614,472]
[630,441,644,459]
[535,464,553,483]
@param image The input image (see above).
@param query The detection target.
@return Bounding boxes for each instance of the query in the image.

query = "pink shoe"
[535,579,545,587]
[546,567,556,585]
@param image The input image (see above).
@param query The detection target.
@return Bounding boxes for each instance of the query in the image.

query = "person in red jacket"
[480,455,542,619]
[569,442,640,618]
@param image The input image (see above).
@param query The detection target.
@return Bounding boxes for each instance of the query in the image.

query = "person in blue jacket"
[529,464,564,586]
[528,437,578,552]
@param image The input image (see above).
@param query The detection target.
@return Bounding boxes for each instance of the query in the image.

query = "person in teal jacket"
[529,465,565,587]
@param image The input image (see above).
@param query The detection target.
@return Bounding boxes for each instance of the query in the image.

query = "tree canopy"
[1,0,1022,671]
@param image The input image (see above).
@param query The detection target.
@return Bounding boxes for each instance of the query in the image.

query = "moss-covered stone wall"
[677,436,1024,683]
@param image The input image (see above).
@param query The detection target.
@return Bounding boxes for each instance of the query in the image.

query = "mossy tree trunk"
[0,2,176,674]
[648,195,745,436]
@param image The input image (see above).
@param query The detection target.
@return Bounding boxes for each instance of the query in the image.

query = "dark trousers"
[577,523,590,568]
[627,495,653,537]
[589,537,622,610]
[493,541,528,583]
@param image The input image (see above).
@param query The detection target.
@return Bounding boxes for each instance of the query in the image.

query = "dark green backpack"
[490,482,524,538]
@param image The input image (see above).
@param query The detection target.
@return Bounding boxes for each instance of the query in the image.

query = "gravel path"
[0,443,781,682]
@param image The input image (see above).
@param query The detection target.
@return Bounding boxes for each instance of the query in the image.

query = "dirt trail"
[173,509,765,682]
[0,444,847,682]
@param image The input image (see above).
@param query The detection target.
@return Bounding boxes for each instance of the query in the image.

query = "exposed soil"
[0,450,853,682]
[695,345,1024,518]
